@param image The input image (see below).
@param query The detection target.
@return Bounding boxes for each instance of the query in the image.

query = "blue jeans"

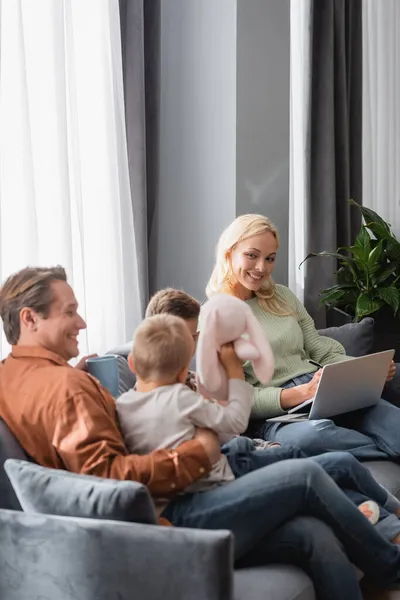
[259,373,400,460]
[162,459,400,600]
[222,439,400,541]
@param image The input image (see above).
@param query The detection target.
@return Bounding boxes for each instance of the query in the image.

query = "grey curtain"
[304,0,362,327]
[119,0,161,313]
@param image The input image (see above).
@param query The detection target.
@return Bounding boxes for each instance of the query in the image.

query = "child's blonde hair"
[206,214,290,316]
[131,314,193,381]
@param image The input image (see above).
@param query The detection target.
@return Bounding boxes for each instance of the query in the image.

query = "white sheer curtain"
[0,0,142,359]
[363,0,400,236]
[288,0,312,303]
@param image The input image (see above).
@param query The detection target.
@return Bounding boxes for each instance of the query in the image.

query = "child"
[116,314,253,492]
[145,288,278,449]
[145,288,200,391]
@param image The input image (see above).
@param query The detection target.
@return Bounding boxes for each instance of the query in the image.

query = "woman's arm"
[251,371,322,417]
[251,386,286,419]
[294,296,352,365]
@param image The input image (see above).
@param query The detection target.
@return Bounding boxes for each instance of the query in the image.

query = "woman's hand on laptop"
[386,360,396,382]
[280,370,322,410]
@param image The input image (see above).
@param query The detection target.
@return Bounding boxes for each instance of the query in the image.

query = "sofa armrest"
[0,509,234,600]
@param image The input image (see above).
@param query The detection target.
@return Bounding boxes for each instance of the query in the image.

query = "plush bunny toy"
[196,294,274,401]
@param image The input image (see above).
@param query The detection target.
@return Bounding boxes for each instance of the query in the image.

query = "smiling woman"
[206,214,291,316]
[229,234,277,295]
[206,213,400,463]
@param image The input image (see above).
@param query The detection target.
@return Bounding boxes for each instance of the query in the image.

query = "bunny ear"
[244,308,274,384]
[196,310,224,394]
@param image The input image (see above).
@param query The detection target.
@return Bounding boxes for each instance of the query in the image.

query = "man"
[0,267,216,495]
[1,266,400,600]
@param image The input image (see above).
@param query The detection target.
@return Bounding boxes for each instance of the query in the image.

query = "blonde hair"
[206,214,290,316]
[131,314,193,382]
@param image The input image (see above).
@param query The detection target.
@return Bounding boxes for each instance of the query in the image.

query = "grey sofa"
[0,420,399,600]
[1,317,400,599]
[0,419,315,600]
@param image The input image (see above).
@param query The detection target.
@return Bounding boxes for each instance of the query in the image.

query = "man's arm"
[53,391,212,497]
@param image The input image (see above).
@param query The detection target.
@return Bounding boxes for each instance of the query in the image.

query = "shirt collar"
[11,345,71,367]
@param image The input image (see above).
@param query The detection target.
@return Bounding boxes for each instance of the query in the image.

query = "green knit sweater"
[245,285,352,419]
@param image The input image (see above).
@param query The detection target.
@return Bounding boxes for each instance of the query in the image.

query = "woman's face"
[229,231,278,299]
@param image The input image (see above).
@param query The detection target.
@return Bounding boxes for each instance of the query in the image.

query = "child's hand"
[218,342,244,380]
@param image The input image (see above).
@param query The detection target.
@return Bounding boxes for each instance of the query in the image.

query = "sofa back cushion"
[5,458,157,525]
[318,317,374,357]
[0,419,30,510]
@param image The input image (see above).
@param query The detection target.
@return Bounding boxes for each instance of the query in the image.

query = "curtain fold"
[303,0,362,327]
[288,0,312,303]
[118,0,161,303]
[362,0,400,236]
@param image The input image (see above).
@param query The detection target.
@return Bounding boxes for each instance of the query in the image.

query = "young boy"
[116,314,253,492]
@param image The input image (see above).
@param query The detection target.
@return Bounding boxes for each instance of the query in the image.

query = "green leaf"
[376,286,400,315]
[372,263,398,286]
[349,199,391,234]
[355,293,383,319]
[299,251,349,270]
[356,295,383,317]
[385,238,400,261]
[320,290,346,306]
[366,221,393,241]
[336,266,355,286]
[320,285,359,310]
[339,244,369,265]
[367,241,383,269]
[354,227,371,260]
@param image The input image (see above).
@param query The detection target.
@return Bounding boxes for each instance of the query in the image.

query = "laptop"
[266,349,394,423]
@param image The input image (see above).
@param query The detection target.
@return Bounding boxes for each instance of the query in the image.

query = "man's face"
[33,281,86,361]
[184,317,199,357]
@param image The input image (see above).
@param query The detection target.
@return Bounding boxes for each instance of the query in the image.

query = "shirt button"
[199,467,205,474]
[170,483,176,489]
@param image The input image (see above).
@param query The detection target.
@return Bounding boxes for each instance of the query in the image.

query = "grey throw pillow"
[106,341,132,359]
[318,317,374,357]
[5,459,157,524]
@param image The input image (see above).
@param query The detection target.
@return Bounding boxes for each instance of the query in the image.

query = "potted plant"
[302,200,400,358]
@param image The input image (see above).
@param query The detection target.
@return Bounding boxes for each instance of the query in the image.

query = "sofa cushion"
[107,341,132,359]
[364,461,400,501]
[5,459,157,524]
[318,317,374,357]
[0,419,30,510]
[234,565,315,600]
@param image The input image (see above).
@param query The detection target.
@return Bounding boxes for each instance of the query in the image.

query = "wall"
[236,0,290,285]
[151,0,237,300]
[152,0,290,296]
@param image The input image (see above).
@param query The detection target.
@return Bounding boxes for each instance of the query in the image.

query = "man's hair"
[145,288,200,320]
[132,314,193,381]
[0,266,67,344]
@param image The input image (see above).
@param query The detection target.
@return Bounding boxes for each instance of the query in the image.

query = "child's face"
[184,318,199,356]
